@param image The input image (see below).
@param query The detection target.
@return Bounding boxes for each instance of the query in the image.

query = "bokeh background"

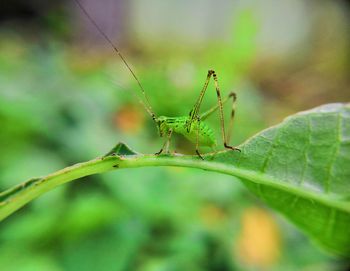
[0,0,349,270]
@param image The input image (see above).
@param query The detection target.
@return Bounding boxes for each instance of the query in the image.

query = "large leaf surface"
[208,103,350,256]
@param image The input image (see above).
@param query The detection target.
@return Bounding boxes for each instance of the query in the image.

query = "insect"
[74,0,240,159]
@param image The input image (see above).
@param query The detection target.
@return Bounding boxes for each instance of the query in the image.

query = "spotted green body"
[157,116,217,147]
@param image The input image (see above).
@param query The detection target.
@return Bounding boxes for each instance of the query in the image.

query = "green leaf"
[222,103,350,257]
[103,141,138,157]
[0,103,349,257]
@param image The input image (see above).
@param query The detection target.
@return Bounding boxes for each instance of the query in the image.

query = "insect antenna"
[73,0,157,121]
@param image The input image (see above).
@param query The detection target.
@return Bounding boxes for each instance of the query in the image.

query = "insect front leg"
[155,129,173,155]
[164,129,173,153]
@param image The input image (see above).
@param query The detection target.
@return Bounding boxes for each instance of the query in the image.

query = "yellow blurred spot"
[236,207,281,268]
[114,104,145,134]
[200,204,226,228]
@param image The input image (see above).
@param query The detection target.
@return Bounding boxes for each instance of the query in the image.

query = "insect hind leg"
[195,118,204,160]
[211,71,240,152]
[187,69,240,158]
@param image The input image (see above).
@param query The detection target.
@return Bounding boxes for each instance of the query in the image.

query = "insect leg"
[187,70,214,132]
[227,92,237,143]
[188,70,239,157]
[186,70,214,159]
[155,129,173,155]
[195,118,204,160]
[211,72,240,152]
[164,129,173,153]
[200,91,235,120]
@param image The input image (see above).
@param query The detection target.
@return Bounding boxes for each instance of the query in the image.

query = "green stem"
[0,156,115,221]
[1,150,348,222]
[0,154,205,221]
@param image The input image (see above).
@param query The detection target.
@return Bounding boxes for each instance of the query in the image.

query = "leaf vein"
[324,113,341,193]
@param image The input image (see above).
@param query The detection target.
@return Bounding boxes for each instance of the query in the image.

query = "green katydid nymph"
[74,0,240,159]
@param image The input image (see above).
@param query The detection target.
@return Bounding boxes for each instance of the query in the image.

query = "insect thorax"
[156,116,217,147]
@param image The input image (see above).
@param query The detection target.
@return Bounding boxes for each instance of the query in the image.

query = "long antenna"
[73,0,156,121]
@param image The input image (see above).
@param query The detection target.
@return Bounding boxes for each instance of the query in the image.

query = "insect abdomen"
[167,117,216,147]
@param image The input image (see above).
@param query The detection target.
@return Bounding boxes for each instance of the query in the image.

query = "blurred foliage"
[0,0,349,270]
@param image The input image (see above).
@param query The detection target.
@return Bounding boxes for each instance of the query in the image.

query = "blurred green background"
[0,0,349,270]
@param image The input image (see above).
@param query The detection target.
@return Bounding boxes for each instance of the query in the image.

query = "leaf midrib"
[115,154,350,213]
